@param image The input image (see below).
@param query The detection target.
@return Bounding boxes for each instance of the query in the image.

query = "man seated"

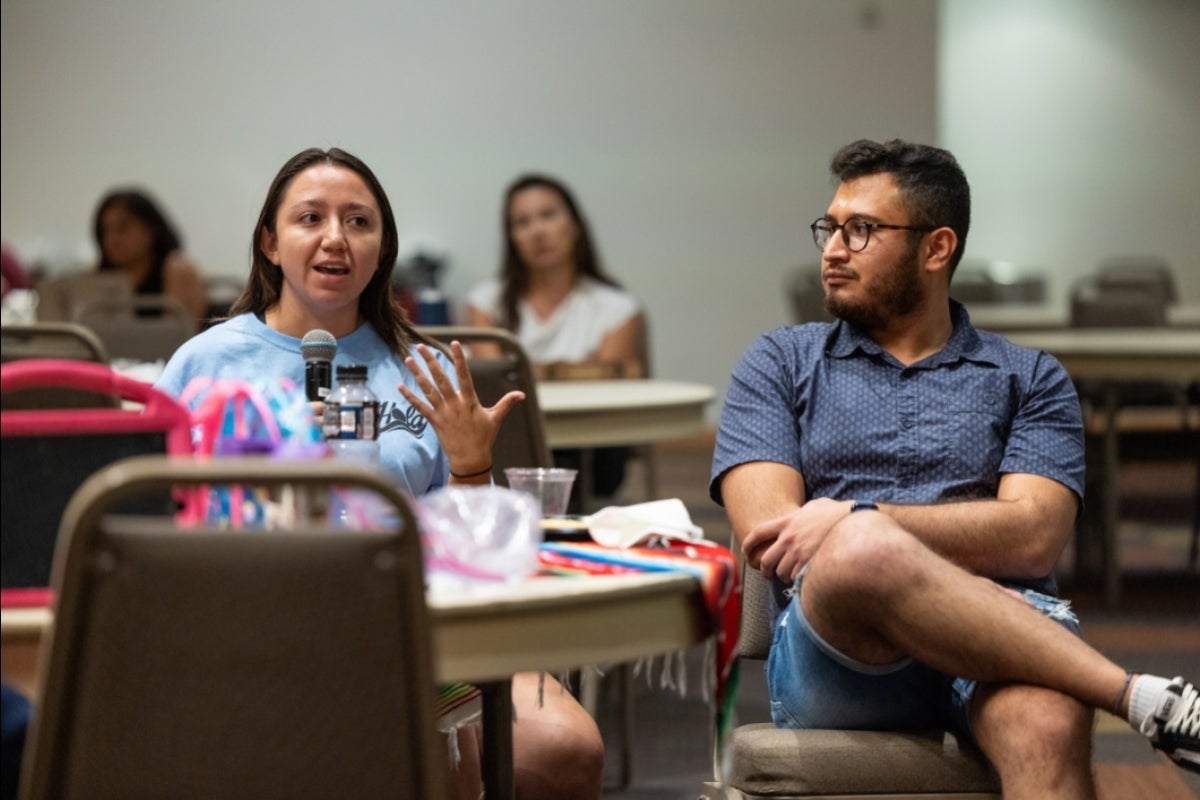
[711,138,1198,796]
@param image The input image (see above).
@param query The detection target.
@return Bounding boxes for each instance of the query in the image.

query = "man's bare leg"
[801,511,1128,715]
[972,682,1097,800]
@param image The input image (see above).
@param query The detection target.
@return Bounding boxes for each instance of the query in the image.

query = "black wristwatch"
[850,499,879,513]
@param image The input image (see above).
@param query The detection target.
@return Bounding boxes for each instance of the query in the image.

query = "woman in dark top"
[93,188,208,322]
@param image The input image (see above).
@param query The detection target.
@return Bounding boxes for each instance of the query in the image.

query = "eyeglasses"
[810,217,936,252]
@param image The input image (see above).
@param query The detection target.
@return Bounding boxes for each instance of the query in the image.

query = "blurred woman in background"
[467,174,646,500]
[93,188,208,322]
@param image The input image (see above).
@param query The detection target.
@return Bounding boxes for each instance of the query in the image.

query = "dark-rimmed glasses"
[810,217,936,252]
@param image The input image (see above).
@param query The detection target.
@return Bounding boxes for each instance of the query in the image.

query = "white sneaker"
[1139,676,1200,773]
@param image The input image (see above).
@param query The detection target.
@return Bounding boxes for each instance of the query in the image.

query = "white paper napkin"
[585,498,703,548]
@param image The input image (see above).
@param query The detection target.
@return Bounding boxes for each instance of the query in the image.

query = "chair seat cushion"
[725,724,999,797]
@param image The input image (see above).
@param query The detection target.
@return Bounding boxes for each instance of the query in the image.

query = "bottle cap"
[336,364,368,380]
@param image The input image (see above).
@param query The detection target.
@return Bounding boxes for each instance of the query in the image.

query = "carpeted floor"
[594,436,1200,799]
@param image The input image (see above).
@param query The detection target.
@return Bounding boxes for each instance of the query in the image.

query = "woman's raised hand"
[398,341,524,480]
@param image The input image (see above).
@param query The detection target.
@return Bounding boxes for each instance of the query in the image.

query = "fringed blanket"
[436,537,741,759]
[537,538,741,755]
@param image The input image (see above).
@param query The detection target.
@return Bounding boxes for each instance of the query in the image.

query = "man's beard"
[825,239,924,330]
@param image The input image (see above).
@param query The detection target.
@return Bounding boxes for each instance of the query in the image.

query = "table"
[1005,329,1200,607]
[431,571,709,796]
[535,378,716,511]
[535,379,716,449]
[967,302,1200,332]
[2,571,710,800]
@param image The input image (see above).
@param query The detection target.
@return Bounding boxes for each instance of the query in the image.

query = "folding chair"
[31,272,131,324]
[72,294,197,362]
[0,359,192,603]
[722,558,1000,799]
[1,322,109,365]
[1,323,114,409]
[19,455,446,800]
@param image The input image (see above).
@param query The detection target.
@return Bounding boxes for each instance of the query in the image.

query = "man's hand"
[743,497,853,582]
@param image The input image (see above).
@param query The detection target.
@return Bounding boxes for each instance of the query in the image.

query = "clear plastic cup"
[503,467,578,518]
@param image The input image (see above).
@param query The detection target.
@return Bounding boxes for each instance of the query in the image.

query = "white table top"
[2,571,708,693]
[429,571,706,683]
[967,302,1200,332]
[535,379,716,448]
[1005,328,1200,382]
[536,379,715,412]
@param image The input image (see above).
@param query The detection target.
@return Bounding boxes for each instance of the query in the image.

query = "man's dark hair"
[830,139,971,275]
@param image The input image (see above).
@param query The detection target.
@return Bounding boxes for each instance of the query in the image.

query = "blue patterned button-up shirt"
[711,301,1085,598]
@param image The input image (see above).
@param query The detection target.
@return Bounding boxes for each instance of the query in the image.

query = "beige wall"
[0,0,937,401]
[940,0,1200,306]
[5,1,1195,411]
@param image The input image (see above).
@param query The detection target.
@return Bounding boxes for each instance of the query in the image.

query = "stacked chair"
[1067,258,1198,577]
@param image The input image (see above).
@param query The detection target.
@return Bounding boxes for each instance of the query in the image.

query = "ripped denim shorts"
[765,578,1082,739]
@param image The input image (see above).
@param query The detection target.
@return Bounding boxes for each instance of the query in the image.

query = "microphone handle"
[305,360,333,401]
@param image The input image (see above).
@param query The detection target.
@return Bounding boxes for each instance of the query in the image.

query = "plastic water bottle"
[322,365,379,440]
[326,438,391,530]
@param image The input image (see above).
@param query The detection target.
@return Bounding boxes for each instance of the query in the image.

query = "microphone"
[300,329,337,401]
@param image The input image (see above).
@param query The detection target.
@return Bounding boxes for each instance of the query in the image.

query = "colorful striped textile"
[436,681,482,732]
[538,538,741,752]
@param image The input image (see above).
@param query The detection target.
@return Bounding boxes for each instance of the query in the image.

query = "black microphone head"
[300,329,337,362]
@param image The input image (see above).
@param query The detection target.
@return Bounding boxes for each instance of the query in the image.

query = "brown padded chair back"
[20,456,447,800]
[32,272,131,324]
[71,294,197,362]
[1,323,115,409]
[1095,256,1177,306]
[1070,284,1167,328]
[0,322,108,364]
[418,325,552,484]
[724,534,1000,798]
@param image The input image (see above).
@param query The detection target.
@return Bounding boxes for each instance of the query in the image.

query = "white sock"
[1127,674,1173,731]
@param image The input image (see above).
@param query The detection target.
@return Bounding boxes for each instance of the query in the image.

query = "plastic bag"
[415,486,543,584]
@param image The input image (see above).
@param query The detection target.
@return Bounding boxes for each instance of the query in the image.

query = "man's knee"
[974,683,1094,769]
[811,513,924,598]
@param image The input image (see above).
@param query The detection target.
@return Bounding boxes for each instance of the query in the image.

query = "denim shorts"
[766,578,1082,739]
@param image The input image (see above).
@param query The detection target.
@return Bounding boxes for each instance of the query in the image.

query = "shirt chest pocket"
[924,380,1012,492]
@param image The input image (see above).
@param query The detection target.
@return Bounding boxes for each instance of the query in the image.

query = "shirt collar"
[825,300,998,369]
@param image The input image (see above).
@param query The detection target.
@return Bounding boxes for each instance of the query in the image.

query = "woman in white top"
[467,174,646,498]
[467,174,645,377]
